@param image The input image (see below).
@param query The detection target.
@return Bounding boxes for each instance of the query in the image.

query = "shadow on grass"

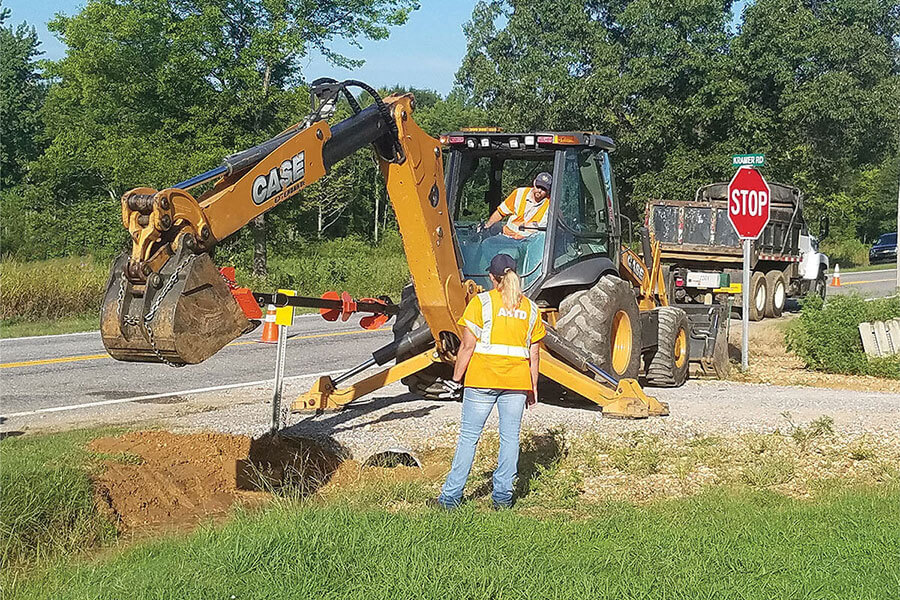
[468,428,567,502]
[238,433,348,498]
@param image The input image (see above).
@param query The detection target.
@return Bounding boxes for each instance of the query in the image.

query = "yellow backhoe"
[101,79,727,419]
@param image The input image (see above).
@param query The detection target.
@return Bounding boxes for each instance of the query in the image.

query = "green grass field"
[0,429,118,572]
[2,428,899,599]
[6,488,898,599]
[0,313,98,339]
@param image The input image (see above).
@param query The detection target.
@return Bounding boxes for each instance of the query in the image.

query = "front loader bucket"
[100,251,250,365]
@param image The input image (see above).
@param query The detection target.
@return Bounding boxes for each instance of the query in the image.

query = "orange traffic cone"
[260,304,279,343]
[830,264,841,287]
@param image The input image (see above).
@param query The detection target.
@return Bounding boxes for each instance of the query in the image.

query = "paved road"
[1,315,393,425]
[828,268,898,298]
[1,268,896,434]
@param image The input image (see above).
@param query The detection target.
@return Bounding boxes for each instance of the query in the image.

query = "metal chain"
[116,254,197,368]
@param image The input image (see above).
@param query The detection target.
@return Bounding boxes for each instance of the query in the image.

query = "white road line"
[1,330,101,343]
[1,368,347,418]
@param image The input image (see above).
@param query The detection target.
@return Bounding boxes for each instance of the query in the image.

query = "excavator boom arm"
[102,84,465,365]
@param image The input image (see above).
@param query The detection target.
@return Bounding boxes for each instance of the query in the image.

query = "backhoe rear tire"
[392,284,453,400]
[556,275,643,380]
[644,306,690,387]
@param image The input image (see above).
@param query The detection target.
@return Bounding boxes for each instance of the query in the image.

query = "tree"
[0,1,45,188]
[734,0,900,233]
[456,0,900,229]
[456,0,745,213]
[24,0,417,265]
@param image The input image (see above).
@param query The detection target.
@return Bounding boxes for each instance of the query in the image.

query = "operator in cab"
[482,172,552,239]
[434,253,546,510]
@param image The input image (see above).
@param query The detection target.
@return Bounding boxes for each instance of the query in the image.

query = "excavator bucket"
[100,251,251,365]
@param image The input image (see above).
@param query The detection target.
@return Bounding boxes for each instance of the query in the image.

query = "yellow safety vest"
[457,289,546,390]
[498,187,550,239]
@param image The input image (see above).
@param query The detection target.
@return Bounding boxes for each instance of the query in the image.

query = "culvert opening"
[363,449,421,469]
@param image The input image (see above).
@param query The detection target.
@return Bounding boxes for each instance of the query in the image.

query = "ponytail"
[498,269,522,311]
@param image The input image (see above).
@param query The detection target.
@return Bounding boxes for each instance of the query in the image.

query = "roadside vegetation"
[786,295,900,379]
[0,235,409,338]
[0,429,118,572]
[2,426,898,597]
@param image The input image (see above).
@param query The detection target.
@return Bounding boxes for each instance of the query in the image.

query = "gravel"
[165,377,900,461]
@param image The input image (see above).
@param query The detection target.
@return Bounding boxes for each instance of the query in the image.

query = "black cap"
[488,253,517,278]
[534,172,552,191]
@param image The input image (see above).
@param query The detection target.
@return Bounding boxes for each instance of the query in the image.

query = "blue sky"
[4,0,475,94]
[6,1,749,95]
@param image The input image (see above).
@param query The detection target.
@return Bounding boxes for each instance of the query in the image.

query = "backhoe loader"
[101,79,726,419]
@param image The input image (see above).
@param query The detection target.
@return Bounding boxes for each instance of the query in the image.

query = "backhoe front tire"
[644,306,690,387]
[392,284,453,400]
[556,275,642,380]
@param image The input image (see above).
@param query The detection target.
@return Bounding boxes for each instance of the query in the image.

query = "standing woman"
[437,253,546,509]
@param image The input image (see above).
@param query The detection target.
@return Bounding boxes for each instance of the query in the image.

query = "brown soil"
[724,318,900,393]
[90,431,342,531]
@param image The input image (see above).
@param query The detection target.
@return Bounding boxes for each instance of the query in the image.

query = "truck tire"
[391,284,453,399]
[556,275,643,380]
[644,306,690,387]
[812,267,827,301]
[764,270,786,318]
[748,271,767,321]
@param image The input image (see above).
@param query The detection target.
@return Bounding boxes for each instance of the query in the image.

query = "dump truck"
[99,79,727,419]
[647,182,830,321]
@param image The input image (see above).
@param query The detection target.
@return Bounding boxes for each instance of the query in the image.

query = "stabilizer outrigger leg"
[293,326,437,411]
[541,327,669,418]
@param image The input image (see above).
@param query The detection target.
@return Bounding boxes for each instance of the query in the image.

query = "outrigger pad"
[101,252,250,365]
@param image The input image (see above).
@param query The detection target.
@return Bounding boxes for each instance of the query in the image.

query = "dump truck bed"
[648,182,804,262]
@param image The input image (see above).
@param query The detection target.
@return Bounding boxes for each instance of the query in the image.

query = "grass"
[3,426,899,598]
[0,257,109,322]
[6,487,899,599]
[0,313,98,338]
[840,262,896,273]
[0,429,119,573]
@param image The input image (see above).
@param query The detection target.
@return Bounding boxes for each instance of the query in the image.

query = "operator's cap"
[488,253,518,278]
[534,172,552,191]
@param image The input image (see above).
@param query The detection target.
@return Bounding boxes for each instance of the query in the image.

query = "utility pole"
[896,162,899,293]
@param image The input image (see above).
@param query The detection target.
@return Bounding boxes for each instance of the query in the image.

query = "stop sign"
[727,166,770,239]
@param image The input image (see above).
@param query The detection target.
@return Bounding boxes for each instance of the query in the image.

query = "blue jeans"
[438,387,527,508]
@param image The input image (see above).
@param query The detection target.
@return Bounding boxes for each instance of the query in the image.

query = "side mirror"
[619,214,633,245]
[819,215,830,239]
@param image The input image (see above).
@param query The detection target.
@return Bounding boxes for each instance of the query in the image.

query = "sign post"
[271,289,296,433]
[727,165,771,372]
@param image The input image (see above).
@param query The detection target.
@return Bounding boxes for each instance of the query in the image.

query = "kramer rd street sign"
[728,166,771,239]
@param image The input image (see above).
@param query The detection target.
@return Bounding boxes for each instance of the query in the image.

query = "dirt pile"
[90,431,342,531]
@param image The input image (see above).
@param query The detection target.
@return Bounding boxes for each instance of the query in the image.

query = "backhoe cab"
[393,130,729,398]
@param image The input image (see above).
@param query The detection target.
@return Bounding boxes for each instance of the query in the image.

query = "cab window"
[551,149,611,270]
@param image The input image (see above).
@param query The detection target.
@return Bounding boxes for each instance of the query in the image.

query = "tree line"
[2,0,898,272]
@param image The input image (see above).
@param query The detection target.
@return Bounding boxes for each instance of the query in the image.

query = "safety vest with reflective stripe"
[457,289,546,390]
[498,187,549,239]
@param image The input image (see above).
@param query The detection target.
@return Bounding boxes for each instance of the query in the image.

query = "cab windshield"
[451,152,553,291]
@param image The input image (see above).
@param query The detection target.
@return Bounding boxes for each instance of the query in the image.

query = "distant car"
[869,232,897,264]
